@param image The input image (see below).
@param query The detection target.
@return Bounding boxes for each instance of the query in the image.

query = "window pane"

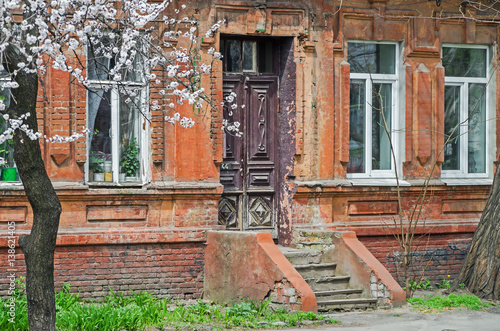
[258,41,273,73]
[443,86,461,171]
[372,84,392,170]
[443,47,486,78]
[89,89,112,181]
[225,40,241,72]
[0,85,14,169]
[88,35,143,82]
[119,90,141,181]
[88,37,112,81]
[468,83,486,173]
[242,41,256,72]
[0,84,10,109]
[348,80,366,173]
[122,44,144,82]
[348,43,395,74]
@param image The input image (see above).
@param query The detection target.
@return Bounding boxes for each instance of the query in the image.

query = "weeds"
[404,279,433,291]
[435,276,451,290]
[0,280,337,330]
[0,278,28,330]
[405,276,454,292]
[408,293,494,312]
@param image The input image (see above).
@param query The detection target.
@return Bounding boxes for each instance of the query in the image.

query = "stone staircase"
[279,246,378,311]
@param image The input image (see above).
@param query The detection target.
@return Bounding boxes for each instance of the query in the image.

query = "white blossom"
[0,0,229,142]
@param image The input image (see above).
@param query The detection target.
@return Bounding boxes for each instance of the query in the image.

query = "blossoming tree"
[0,0,234,329]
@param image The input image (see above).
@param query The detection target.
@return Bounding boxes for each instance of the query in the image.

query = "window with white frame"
[0,69,18,182]
[347,41,400,178]
[442,45,491,178]
[87,35,148,184]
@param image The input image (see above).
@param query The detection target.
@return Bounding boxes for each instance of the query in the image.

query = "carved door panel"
[218,76,279,235]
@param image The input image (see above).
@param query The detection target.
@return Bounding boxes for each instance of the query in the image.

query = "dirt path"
[282,303,500,331]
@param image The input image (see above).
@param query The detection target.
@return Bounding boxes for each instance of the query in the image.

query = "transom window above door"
[222,39,274,74]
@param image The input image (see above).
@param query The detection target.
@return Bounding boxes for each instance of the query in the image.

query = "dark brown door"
[218,38,279,235]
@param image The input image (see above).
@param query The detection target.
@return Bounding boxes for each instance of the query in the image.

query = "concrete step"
[294,263,337,278]
[304,276,350,291]
[279,245,379,310]
[278,246,322,265]
[314,289,363,301]
[317,298,378,311]
[296,241,331,248]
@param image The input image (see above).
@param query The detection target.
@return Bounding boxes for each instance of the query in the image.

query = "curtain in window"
[87,56,110,140]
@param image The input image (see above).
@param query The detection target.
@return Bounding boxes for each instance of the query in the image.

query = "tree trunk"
[5,47,61,330]
[455,156,500,300]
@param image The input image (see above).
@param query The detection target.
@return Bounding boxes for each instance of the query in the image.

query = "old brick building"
[1,0,498,301]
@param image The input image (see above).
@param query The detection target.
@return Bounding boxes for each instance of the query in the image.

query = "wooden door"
[218,38,279,235]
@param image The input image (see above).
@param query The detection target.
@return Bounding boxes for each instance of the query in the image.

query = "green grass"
[0,280,338,331]
[407,293,495,311]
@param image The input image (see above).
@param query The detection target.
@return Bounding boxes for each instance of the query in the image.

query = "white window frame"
[441,44,493,179]
[0,76,21,184]
[347,41,403,179]
[85,44,150,186]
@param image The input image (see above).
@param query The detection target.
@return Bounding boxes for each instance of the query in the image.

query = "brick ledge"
[0,227,222,247]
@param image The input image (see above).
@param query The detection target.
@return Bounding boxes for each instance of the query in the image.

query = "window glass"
[348,80,366,173]
[443,47,486,78]
[242,41,256,72]
[347,42,399,177]
[371,83,392,170]
[119,90,142,180]
[87,35,144,82]
[87,36,113,81]
[468,83,486,173]
[258,41,273,74]
[88,89,113,181]
[87,36,145,184]
[225,40,241,72]
[348,43,395,74]
[0,85,10,109]
[223,39,273,74]
[0,73,17,181]
[443,86,461,171]
[442,46,489,178]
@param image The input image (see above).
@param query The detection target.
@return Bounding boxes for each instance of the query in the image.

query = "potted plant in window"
[0,103,17,182]
[120,138,140,182]
[0,140,17,182]
[89,153,105,181]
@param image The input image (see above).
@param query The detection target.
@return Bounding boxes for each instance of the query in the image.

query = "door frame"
[217,35,296,244]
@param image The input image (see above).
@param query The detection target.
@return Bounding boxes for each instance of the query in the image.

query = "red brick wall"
[359,233,473,284]
[0,243,204,300]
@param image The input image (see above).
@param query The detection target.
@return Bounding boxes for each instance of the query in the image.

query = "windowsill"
[149,181,222,190]
[441,178,493,186]
[87,181,145,188]
[0,182,23,190]
[294,178,492,188]
[348,178,411,186]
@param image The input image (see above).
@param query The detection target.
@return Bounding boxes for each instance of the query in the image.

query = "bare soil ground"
[281,290,500,331]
